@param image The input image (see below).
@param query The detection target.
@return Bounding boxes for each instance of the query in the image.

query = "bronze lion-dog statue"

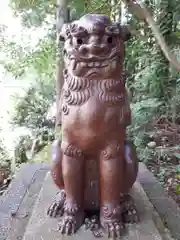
[47,14,139,239]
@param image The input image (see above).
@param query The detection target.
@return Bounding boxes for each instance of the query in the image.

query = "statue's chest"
[62,75,125,106]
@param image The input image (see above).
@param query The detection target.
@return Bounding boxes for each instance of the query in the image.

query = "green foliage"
[130,98,163,132]
[127,98,163,161]
[9,0,113,27]
[0,144,11,168]
[10,0,55,27]
[176,183,180,194]
[176,165,180,173]
[11,80,55,129]
[3,36,56,79]
[31,144,51,163]
[0,132,12,168]
[14,136,29,164]
[84,0,112,15]
[70,0,112,20]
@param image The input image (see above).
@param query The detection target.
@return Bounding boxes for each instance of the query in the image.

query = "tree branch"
[122,0,180,71]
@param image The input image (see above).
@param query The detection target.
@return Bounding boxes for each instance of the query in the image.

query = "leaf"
[176,184,180,194]
[176,165,180,173]
[173,153,180,160]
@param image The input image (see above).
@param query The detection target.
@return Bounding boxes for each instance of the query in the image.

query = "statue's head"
[59,14,131,79]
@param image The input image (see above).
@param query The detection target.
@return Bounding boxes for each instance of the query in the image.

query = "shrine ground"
[0,163,180,240]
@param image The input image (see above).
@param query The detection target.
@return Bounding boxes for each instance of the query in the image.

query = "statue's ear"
[58,23,70,42]
[118,25,131,41]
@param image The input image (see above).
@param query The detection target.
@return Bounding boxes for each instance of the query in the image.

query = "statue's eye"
[107,36,113,44]
[77,38,83,45]
[63,49,67,55]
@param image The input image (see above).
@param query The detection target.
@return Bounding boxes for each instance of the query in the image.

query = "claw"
[57,212,83,235]
[105,222,124,239]
[66,222,71,235]
[59,220,66,234]
[47,191,66,218]
[104,222,124,239]
[59,217,75,235]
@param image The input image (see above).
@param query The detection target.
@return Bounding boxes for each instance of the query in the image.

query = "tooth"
[81,62,86,67]
[88,62,93,67]
[101,61,107,67]
[105,60,108,66]
[95,62,100,67]
[112,60,116,68]
[104,65,109,73]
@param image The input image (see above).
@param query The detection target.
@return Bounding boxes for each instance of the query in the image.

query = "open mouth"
[69,57,118,70]
[81,60,109,68]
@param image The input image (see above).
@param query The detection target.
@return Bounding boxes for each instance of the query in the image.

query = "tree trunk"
[148,0,173,100]
[56,0,69,131]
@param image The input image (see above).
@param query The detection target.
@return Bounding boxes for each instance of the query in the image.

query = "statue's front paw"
[102,220,125,238]
[101,204,125,238]
[58,212,84,235]
[47,190,66,217]
[58,198,84,235]
[58,215,76,235]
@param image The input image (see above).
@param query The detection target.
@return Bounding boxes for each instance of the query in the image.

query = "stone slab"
[6,169,49,240]
[23,172,163,240]
[0,163,49,240]
[0,163,49,214]
[138,163,180,240]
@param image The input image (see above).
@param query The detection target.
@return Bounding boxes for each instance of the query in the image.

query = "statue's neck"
[64,71,124,83]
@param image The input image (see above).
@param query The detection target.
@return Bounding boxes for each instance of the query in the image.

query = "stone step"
[1,163,177,240]
[22,172,163,240]
[0,163,49,240]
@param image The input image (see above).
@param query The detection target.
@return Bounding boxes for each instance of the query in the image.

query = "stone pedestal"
[22,172,163,240]
[1,163,177,240]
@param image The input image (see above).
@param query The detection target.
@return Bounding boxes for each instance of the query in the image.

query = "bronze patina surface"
[47,14,139,239]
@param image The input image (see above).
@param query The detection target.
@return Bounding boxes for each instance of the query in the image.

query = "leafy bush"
[128,98,163,136]
[0,136,12,168]
[127,98,164,161]
[11,79,55,130]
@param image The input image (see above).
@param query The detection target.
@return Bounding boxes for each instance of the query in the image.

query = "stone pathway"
[0,163,179,240]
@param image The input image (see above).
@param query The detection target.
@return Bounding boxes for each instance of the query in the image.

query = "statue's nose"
[79,43,108,56]
[89,44,108,55]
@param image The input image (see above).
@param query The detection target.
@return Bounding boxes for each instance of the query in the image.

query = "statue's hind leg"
[47,139,66,217]
[121,140,139,223]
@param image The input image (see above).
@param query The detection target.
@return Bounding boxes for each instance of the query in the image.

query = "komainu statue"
[47,14,139,238]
